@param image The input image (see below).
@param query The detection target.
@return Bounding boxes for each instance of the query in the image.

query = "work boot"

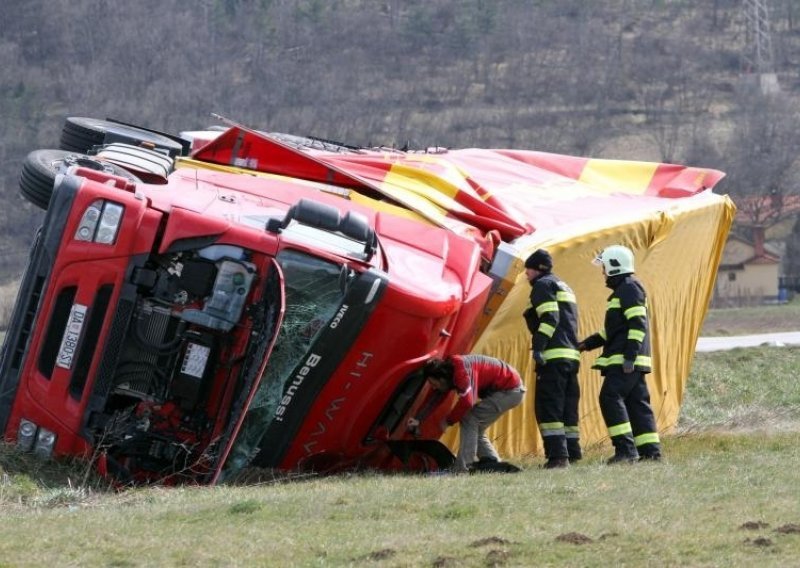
[469,456,497,473]
[542,457,569,469]
[609,433,637,464]
[637,442,661,462]
[475,456,499,465]
[543,435,568,464]
[567,436,582,462]
[606,454,638,465]
[638,453,662,462]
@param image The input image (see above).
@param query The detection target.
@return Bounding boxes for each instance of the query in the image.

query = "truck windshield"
[222,249,348,478]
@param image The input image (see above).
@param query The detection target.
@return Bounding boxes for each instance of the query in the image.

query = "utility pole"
[742,0,780,93]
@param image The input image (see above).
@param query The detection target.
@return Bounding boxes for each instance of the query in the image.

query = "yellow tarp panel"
[441,193,736,457]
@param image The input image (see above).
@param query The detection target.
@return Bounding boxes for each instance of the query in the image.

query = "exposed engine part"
[113,302,180,400]
[181,259,256,331]
[92,244,263,483]
[172,331,216,411]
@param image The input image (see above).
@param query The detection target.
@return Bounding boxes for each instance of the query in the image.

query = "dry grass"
[701,301,800,337]
[0,279,20,333]
[1,434,799,566]
[2,280,799,564]
[2,345,800,566]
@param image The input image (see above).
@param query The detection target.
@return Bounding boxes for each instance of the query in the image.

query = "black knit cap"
[525,248,553,271]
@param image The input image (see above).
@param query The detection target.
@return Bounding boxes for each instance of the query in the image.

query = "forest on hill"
[2,0,800,279]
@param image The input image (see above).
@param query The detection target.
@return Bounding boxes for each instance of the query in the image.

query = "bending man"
[408,355,525,473]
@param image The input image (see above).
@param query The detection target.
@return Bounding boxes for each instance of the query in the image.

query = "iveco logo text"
[275,353,321,422]
[329,305,349,329]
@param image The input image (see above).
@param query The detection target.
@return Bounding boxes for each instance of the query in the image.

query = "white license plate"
[55,303,88,370]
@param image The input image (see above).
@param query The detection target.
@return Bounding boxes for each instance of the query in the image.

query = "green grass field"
[2,434,800,567]
[2,345,800,566]
[700,300,800,336]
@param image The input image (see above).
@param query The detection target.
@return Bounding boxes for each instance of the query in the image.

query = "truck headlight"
[74,200,124,244]
[33,427,57,458]
[17,419,37,451]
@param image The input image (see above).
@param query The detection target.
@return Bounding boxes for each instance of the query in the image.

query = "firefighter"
[523,249,582,469]
[407,355,525,473]
[579,245,662,463]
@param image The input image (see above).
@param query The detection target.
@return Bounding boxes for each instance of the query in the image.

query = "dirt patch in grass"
[775,524,800,534]
[471,536,510,547]
[485,549,510,566]
[555,532,593,545]
[361,548,395,561]
[744,537,774,547]
[739,521,770,530]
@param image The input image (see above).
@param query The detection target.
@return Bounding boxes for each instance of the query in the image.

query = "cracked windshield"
[223,249,349,477]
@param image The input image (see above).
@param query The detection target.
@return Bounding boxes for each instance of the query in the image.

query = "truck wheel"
[20,149,139,210]
[385,440,456,471]
[95,143,174,182]
[60,117,185,157]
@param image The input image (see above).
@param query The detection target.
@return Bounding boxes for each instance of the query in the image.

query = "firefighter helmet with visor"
[593,245,635,276]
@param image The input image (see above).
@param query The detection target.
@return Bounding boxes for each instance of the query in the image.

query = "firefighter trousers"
[535,360,581,460]
[599,368,661,459]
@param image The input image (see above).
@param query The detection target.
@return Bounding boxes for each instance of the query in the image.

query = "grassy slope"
[2,345,800,566]
[700,300,800,337]
[680,346,800,432]
[1,436,799,567]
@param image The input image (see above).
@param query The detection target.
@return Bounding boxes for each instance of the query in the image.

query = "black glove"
[622,359,635,374]
[533,351,546,368]
[577,341,587,352]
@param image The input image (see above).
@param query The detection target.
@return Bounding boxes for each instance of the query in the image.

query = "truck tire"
[95,143,174,182]
[385,440,456,471]
[60,117,184,157]
[20,149,139,210]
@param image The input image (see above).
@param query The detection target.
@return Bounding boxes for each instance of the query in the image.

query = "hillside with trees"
[2,0,800,279]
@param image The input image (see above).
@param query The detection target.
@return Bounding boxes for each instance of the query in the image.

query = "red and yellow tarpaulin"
[192,128,735,457]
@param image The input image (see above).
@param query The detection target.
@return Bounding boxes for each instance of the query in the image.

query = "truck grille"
[69,285,114,399]
[92,296,135,398]
[10,275,45,371]
[37,286,78,379]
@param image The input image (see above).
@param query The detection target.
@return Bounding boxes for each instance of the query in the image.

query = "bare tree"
[722,91,800,231]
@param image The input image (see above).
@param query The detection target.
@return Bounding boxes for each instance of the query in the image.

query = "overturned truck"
[0,117,734,483]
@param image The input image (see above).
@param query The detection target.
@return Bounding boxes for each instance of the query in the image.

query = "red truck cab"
[0,131,491,484]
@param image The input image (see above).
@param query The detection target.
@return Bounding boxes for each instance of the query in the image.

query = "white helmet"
[593,245,635,276]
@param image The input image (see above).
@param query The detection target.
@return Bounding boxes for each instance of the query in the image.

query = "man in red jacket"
[408,355,526,473]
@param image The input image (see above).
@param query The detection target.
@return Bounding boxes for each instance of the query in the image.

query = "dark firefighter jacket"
[523,273,580,363]
[582,273,652,374]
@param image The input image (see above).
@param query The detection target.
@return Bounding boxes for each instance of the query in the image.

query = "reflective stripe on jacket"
[523,273,580,362]
[583,274,652,374]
